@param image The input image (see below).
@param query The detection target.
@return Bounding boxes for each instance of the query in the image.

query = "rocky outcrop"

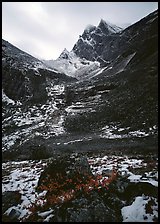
[22,153,158,222]
[72,19,122,63]
[25,154,123,222]
[2,191,22,214]
[72,10,158,66]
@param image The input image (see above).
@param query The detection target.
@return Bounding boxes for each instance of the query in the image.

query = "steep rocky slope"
[63,9,158,151]
[2,40,76,160]
[72,19,122,63]
[72,10,158,65]
[2,39,75,103]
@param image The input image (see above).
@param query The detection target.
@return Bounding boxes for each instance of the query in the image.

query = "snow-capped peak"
[84,24,96,33]
[99,19,108,26]
[59,48,70,59]
[98,19,123,34]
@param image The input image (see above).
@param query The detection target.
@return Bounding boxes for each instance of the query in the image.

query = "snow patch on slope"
[2,160,47,220]
[98,19,123,34]
[43,50,101,78]
[2,89,15,105]
[2,84,66,151]
[121,196,158,222]
[100,124,156,139]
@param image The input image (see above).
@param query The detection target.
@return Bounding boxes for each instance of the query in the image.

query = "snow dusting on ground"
[87,154,158,222]
[121,196,158,222]
[100,124,157,139]
[2,84,66,151]
[87,155,158,186]
[2,154,158,222]
[2,160,48,221]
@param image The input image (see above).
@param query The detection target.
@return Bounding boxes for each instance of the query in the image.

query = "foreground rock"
[2,152,158,222]
[18,153,157,222]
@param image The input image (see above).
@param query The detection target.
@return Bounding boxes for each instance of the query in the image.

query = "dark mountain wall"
[65,10,158,139]
[72,10,158,66]
[2,39,76,104]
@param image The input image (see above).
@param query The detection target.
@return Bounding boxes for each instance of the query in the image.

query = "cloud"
[2,2,158,60]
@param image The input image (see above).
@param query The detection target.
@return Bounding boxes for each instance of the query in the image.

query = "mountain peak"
[98,19,123,34]
[84,24,96,33]
[98,18,110,29]
[59,48,70,59]
[99,19,107,26]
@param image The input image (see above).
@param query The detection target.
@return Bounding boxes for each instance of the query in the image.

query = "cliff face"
[64,10,158,142]
[72,10,158,65]
[72,19,122,63]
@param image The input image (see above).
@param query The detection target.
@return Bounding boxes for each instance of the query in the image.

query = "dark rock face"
[72,10,158,65]
[2,39,76,160]
[32,155,123,222]
[2,191,21,223]
[64,10,158,146]
[38,155,92,188]
[72,19,122,63]
[54,192,120,222]
[2,191,22,214]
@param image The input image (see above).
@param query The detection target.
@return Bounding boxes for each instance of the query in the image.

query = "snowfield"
[43,49,102,79]
[2,160,48,221]
[121,196,158,222]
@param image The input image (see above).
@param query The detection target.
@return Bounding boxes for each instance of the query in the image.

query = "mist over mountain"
[2,10,158,222]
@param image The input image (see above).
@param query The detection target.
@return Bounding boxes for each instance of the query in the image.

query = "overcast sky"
[2,2,158,60]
